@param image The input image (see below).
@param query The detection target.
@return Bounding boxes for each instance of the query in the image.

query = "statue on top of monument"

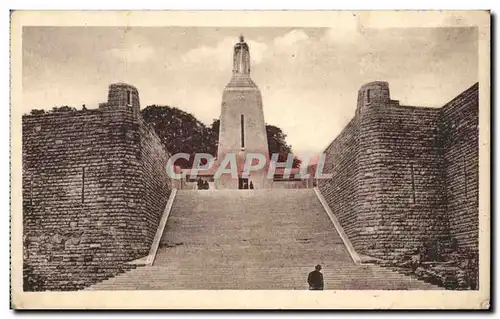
[233,34,251,75]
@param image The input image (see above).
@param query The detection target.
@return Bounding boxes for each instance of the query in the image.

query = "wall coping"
[143,188,178,266]
[313,187,361,265]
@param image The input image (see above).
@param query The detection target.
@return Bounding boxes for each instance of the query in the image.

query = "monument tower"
[215,36,270,189]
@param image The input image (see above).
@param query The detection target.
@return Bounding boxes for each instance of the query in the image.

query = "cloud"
[182,38,232,67]
[252,29,313,66]
[181,30,312,71]
[246,40,268,64]
[273,29,310,50]
[182,37,268,70]
[322,27,363,45]
[106,45,155,63]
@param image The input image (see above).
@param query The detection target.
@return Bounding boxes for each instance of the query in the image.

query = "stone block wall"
[440,83,479,252]
[319,118,361,247]
[22,88,172,291]
[319,82,479,262]
[138,118,172,245]
[356,105,447,258]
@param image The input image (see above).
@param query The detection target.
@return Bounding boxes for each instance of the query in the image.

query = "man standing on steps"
[307,265,324,290]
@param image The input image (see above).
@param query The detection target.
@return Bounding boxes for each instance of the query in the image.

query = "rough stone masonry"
[22,83,172,291]
[318,81,479,288]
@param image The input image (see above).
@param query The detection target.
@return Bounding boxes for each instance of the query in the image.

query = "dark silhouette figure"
[307,265,324,290]
[203,180,209,190]
[249,181,254,189]
[197,177,203,190]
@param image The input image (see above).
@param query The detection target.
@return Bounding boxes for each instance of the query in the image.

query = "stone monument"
[215,36,271,189]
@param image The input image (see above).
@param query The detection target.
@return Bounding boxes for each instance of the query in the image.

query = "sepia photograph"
[10,10,490,309]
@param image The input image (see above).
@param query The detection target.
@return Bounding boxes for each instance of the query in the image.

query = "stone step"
[89,277,439,290]
[88,263,440,290]
[87,189,442,290]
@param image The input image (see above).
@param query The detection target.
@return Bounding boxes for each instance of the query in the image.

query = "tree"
[266,124,301,168]
[142,107,300,169]
[29,109,45,115]
[208,119,219,156]
[141,105,215,168]
[51,105,78,113]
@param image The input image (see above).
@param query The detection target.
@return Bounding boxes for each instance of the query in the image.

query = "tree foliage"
[51,105,78,113]
[141,106,300,168]
[141,105,217,168]
[28,106,79,116]
[30,109,46,115]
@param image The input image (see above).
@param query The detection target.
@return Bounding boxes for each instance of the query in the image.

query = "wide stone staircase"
[88,189,440,290]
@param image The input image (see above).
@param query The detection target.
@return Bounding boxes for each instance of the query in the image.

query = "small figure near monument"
[249,181,254,189]
[307,264,324,290]
[197,178,210,190]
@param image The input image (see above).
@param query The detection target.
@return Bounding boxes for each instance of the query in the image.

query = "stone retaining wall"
[319,82,479,270]
[22,84,172,291]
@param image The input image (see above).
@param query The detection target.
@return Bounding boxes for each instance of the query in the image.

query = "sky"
[22,26,478,155]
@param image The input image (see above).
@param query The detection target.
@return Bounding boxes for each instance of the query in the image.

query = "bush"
[51,106,77,113]
[29,109,45,115]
